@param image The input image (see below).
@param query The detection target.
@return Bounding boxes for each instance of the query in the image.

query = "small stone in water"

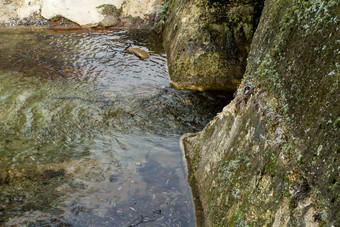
[153,209,161,214]
[109,174,119,183]
[44,169,65,178]
[126,47,150,60]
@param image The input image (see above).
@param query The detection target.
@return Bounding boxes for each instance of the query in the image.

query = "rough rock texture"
[122,0,163,19]
[41,0,122,26]
[182,0,339,225]
[162,0,264,91]
[0,0,41,22]
[0,0,164,28]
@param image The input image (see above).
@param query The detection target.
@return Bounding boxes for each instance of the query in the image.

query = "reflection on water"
[0,30,232,226]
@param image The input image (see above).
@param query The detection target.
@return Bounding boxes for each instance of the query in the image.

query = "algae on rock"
[182,0,340,225]
[162,0,264,91]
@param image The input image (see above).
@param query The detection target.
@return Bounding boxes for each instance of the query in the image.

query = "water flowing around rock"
[0,29,232,226]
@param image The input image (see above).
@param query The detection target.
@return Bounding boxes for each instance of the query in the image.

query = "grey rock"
[101,15,119,27]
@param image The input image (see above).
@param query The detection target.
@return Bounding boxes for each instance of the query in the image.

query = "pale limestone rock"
[0,0,164,26]
[41,0,124,26]
[0,0,41,23]
[41,0,163,26]
[16,0,41,18]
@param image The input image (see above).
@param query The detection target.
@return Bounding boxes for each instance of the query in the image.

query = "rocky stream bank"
[177,0,340,225]
[0,0,339,226]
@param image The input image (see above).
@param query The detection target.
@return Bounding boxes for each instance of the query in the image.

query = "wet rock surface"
[181,0,340,225]
[126,47,150,60]
[162,0,264,91]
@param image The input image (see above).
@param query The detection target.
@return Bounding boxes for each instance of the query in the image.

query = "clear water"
[0,29,232,226]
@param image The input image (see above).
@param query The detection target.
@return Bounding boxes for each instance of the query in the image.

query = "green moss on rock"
[97,4,121,16]
[163,0,264,91]
[181,0,340,225]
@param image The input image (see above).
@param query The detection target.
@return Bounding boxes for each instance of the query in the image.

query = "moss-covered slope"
[181,0,339,225]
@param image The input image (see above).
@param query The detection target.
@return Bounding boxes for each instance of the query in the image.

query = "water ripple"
[0,30,232,226]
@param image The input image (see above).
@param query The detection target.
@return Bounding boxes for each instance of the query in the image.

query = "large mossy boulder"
[162,0,264,91]
[182,0,339,225]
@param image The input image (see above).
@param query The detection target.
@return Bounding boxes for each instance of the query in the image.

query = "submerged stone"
[109,174,119,183]
[43,169,66,179]
[126,47,150,60]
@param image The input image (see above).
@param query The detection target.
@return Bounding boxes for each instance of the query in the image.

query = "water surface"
[0,29,232,226]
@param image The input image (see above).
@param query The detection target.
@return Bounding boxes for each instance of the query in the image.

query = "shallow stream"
[0,29,232,226]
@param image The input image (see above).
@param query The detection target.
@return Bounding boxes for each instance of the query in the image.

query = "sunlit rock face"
[41,0,163,26]
[0,0,41,23]
[41,0,124,26]
[0,0,164,27]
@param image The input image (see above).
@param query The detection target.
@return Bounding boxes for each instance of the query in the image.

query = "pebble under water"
[0,29,233,226]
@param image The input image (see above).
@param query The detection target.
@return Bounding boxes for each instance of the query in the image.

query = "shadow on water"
[0,29,233,226]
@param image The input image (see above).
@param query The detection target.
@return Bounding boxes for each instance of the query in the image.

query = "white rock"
[17,0,41,18]
[41,0,163,26]
[41,0,124,26]
[0,0,164,26]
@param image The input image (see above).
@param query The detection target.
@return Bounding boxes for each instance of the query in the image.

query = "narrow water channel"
[0,29,232,226]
